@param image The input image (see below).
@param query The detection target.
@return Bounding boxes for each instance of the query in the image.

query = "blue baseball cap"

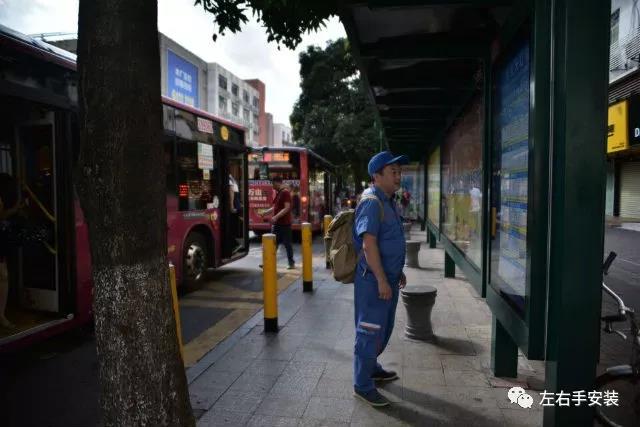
[368,151,409,177]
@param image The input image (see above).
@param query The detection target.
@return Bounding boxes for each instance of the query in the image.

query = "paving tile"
[245,359,288,376]
[196,408,251,427]
[402,368,446,390]
[271,374,320,397]
[501,408,544,426]
[191,370,243,392]
[440,355,483,371]
[209,356,255,373]
[302,396,354,423]
[350,400,426,426]
[402,351,443,370]
[443,369,490,387]
[321,361,352,381]
[257,346,298,361]
[254,395,310,418]
[211,390,266,414]
[281,361,326,380]
[228,372,279,394]
[298,418,349,427]
[245,414,299,427]
[189,386,226,411]
[312,377,353,399]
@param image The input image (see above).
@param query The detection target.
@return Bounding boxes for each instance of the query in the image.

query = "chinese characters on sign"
[167,50,199,108]
[507,387,619,409]
[197,143,214,170]
[249,185,273,209]
[491,39,530,315]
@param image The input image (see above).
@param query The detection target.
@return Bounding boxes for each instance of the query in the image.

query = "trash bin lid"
[401,285,437,296]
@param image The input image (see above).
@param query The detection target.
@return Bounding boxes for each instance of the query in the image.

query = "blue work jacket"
[352,185,406,283]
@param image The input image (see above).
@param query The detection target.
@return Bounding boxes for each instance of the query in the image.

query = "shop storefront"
[607,93,640,219]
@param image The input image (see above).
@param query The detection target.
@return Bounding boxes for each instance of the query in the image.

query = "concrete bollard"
[168,262,184,360]
[262,234,278,333]
[401,285,437,341]
[301,222,313,292]
[323,215,333,269]
[405,240,421,268]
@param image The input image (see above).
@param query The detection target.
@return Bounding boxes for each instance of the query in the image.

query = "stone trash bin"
[405,240,421,268]
[401,285,437,341]
[403,222,412,240]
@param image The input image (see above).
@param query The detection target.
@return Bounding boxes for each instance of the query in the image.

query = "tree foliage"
[290,39,382,192]
[195,0,338,49]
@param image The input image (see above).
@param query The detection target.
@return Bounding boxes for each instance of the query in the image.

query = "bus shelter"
[339,1,610,426]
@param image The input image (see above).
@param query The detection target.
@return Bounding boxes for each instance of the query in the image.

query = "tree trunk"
[76,1,194,425]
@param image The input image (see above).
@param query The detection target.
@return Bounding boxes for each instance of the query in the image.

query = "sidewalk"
[187,230,545,426]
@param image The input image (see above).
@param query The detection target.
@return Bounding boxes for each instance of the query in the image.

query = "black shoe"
[372,369,398,382]
[353,388,390,407]
[287,263,295,270]
[258,264,263,269]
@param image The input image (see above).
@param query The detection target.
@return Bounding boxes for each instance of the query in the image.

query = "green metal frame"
[543,1,610,425]
[439,233,483,295]
[482,0,549,361]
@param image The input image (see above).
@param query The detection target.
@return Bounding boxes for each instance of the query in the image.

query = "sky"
[0,0,346,125]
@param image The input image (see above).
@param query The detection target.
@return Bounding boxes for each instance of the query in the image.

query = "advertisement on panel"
[168,50,199,108]
[607,100,629,153]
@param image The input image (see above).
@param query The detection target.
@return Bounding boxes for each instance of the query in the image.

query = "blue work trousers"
[353,272,400,392]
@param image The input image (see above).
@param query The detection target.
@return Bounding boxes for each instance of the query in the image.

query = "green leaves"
[290,39,382,191]
[195,0,338,50]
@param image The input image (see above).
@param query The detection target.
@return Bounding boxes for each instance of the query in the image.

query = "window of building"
[253,114,258,124]
[252,96,259,108]
[243,108,250,122]
[218,95,227,112]
[232,102,239,116]
[231,83,239,96]
[218,74,227,90]
[243,90,249,103]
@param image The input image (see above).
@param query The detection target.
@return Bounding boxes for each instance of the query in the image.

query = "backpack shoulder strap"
[357,194,384,221]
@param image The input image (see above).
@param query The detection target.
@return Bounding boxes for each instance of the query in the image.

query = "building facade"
[265,113,274,147]
[272,123,293,148]
[245,80,267,147]
[206,63,260,146]
[608,0,640,219]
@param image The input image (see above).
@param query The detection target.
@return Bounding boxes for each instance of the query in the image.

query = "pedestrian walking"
[352,151,409,407]
[260,175,295,269]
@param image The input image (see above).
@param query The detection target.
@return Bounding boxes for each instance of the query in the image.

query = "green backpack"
[325,194,384,284]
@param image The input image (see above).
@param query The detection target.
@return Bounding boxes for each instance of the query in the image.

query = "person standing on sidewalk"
[260,175,295,269]
[352,151,408,407]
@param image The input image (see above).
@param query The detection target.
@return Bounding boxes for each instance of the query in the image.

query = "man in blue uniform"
[353,151,408,407]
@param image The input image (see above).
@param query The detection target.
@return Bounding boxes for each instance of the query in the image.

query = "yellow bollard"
[301,222,313,292]
[262,233,278,333]
[168,262,184,360]
[323,215,333,269]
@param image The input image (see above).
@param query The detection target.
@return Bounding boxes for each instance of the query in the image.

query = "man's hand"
[378,279,392,300]
[269,215,277,224]
[399,272,407,289]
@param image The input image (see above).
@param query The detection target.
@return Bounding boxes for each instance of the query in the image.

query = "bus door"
[219,146,248,261]
[15,113,59,312]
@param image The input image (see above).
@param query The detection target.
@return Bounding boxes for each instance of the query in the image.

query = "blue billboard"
[167,50,198,107]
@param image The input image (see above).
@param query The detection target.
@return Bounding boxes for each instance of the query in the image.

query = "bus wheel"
[183,233,209,284]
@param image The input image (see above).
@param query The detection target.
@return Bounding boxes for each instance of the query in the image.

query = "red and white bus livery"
[248,147,335,233]
[0,25,248,352]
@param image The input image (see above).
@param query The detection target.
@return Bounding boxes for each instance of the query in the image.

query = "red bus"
[248,147,335,233]
[0,25,249,351]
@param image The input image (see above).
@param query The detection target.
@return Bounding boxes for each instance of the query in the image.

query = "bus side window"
[175,139,214,211]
